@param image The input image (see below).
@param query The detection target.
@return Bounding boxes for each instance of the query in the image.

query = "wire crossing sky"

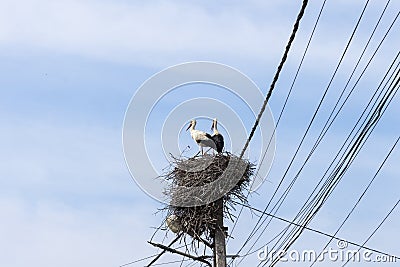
[0,0,398,267]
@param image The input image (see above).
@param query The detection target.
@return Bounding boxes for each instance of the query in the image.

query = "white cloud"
[2,0,397,69]
[0,0,292,66]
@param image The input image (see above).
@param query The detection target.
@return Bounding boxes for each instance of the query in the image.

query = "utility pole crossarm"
[146,234,181,267]
[148,241,212,267]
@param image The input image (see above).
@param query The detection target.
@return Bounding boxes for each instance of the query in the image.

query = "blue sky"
[0,0,399,266]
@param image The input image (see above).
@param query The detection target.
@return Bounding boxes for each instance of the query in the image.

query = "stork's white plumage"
[211,118,224,153]
[186,119,216,155]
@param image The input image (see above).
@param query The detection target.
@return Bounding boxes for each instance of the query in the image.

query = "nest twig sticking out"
[162,153,255,247]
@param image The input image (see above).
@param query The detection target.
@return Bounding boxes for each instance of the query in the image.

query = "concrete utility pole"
[213,198,227,267]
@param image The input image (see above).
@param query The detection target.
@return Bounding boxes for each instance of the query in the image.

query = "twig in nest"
[161,153,255,249]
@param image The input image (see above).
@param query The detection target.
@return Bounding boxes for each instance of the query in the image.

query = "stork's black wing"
[211,134,224,153]
[205,133,213,139]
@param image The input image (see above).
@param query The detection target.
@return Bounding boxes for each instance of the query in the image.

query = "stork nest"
[161,153,255,246]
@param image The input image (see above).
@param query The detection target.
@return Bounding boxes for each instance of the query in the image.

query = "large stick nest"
[162,153,255,246]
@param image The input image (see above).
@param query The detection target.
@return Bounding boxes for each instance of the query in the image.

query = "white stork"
[211,118,224,153]
[186,119,216,155]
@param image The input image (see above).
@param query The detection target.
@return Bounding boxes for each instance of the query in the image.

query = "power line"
[228,0,311,263]
[251,10,400,266]
[241,101,398,266]
[309,136,400,267]
[341,199,400,267]
[120,244,188,267]
[235,0,372,261]
[253,54,400,266]
[232,201,400,261]
[239,0,309,159]
[264,66,400,267]
[257,9,400,263]
[228,0,327,246]
[120,254,158,267]
[152,258,191,266]
[263,58,400,266]
[257,0,374,242]
[267,52,400,263]
[307,4,398,160]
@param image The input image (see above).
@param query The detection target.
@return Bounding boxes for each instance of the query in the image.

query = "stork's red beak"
[186,123,191,131]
